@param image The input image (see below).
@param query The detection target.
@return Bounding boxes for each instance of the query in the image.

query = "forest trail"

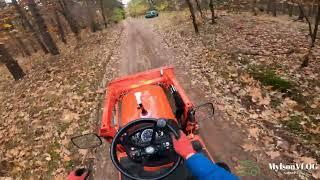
[1,0,319,178]
[94,17,280,179]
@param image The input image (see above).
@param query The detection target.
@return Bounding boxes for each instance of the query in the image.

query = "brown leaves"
[241,143,259,152]
[266,151,281,159]
[61,110,80,123]
[248,86,270,106]
[294,156,317,164]
[0,24,123,178]
[249,87,262,103]
[248,127,260,140]
[280,98,298,109]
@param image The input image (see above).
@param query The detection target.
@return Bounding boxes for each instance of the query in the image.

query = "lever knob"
[157,119,166,128]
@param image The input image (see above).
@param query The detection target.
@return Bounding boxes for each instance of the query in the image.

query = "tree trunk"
[288,3,293,17]
[234,0,241,12]
[85,0,99,33]
[252,0,257,16]
[281,2,285,14]
[195,0,203,18]
[311,2,320,47]
[209,0,215,24]
[186,0,199,33]
[299,2,320,68]
[54,10,67,44]
[267,0,272,14]
[58,0,80,37]
[307,4,312,17]
[99,0,107,28]
[311,0,316,16]
[28,38,38,53]
[11,0,49,54]
[298,4,304,20]
[16,36,31,56]
[272,0,277,16]
[27,0,59,55]
[0,43,25,80]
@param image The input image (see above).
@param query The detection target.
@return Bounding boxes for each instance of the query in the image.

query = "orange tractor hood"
[100,66,194,139]
[120,85,175,125]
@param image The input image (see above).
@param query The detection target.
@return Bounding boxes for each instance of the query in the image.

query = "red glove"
[172,131,196,159]
[67,168,89,180]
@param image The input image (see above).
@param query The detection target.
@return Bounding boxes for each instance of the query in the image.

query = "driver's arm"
[172,132,239,180]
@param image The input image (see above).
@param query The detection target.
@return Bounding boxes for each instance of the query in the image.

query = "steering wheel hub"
[145,146,155,154]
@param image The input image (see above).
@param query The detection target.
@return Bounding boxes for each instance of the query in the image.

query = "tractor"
[71,66,215,180]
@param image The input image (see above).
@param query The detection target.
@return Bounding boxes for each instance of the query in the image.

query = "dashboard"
[130,128,165,144]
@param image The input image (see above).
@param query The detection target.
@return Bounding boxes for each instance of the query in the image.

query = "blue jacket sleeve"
[186,153,239,180]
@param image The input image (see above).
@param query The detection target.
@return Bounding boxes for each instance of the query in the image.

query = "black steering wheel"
[110,118,182,180]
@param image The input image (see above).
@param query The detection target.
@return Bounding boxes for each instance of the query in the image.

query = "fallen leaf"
[61,110,80,123]
[241,143,259,152]
[295,156,317,164]
[249,87,262,103]
[54,173,65,180]
[45,156,51,161]
[266,151,280,159]
[78,149,87,156]
[258,95,271,105]
[281,98,297,109]
[63,155,71,162]
[248,127,259,140]
[249,114,259,119]
[312,170,320,179]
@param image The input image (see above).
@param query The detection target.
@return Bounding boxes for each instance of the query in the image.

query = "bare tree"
[252,0,258,16]
[267,0,272,14]
[85,0,99,33]
[209,0,215,24]
[288,2,293,17]
[54,10,67,44]
[28,38,39,53]
[58,0,80,38]
[194,0,203,18]
[272,0,277,16]
[16,36,31,56]
[298,3,304,20]
[311,0,316,16]
[11,0,49,54]
[185,0,199,33]
[298,1,320,67]
[27,0,59,55]
[99,0,107,28]
[0,43,25,80]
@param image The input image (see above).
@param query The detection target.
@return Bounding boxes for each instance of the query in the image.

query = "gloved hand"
[172,131,195,159]
[67,168,89,180]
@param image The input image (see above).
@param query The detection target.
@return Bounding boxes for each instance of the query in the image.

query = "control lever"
[157,119,166,128]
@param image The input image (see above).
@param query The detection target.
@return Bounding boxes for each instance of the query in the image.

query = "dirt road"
[94,18,280,179]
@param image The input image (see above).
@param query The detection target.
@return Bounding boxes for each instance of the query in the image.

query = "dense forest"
[0,0,125,80]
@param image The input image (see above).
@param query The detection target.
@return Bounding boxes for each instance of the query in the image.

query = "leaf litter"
[0,26,122,179]
[152,10,319,179]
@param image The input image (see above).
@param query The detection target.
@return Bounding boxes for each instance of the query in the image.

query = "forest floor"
[150,10,320,179]
[0,27,123,179]
[0,10,319,180]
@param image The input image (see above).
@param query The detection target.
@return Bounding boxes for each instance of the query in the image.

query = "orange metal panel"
[120,85,176,126]
[99,66,195,140]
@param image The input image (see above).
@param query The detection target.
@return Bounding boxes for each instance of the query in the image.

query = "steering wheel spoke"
[150,122,158,145]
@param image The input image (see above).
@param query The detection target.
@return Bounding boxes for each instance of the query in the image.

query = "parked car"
[145,10,158,18]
